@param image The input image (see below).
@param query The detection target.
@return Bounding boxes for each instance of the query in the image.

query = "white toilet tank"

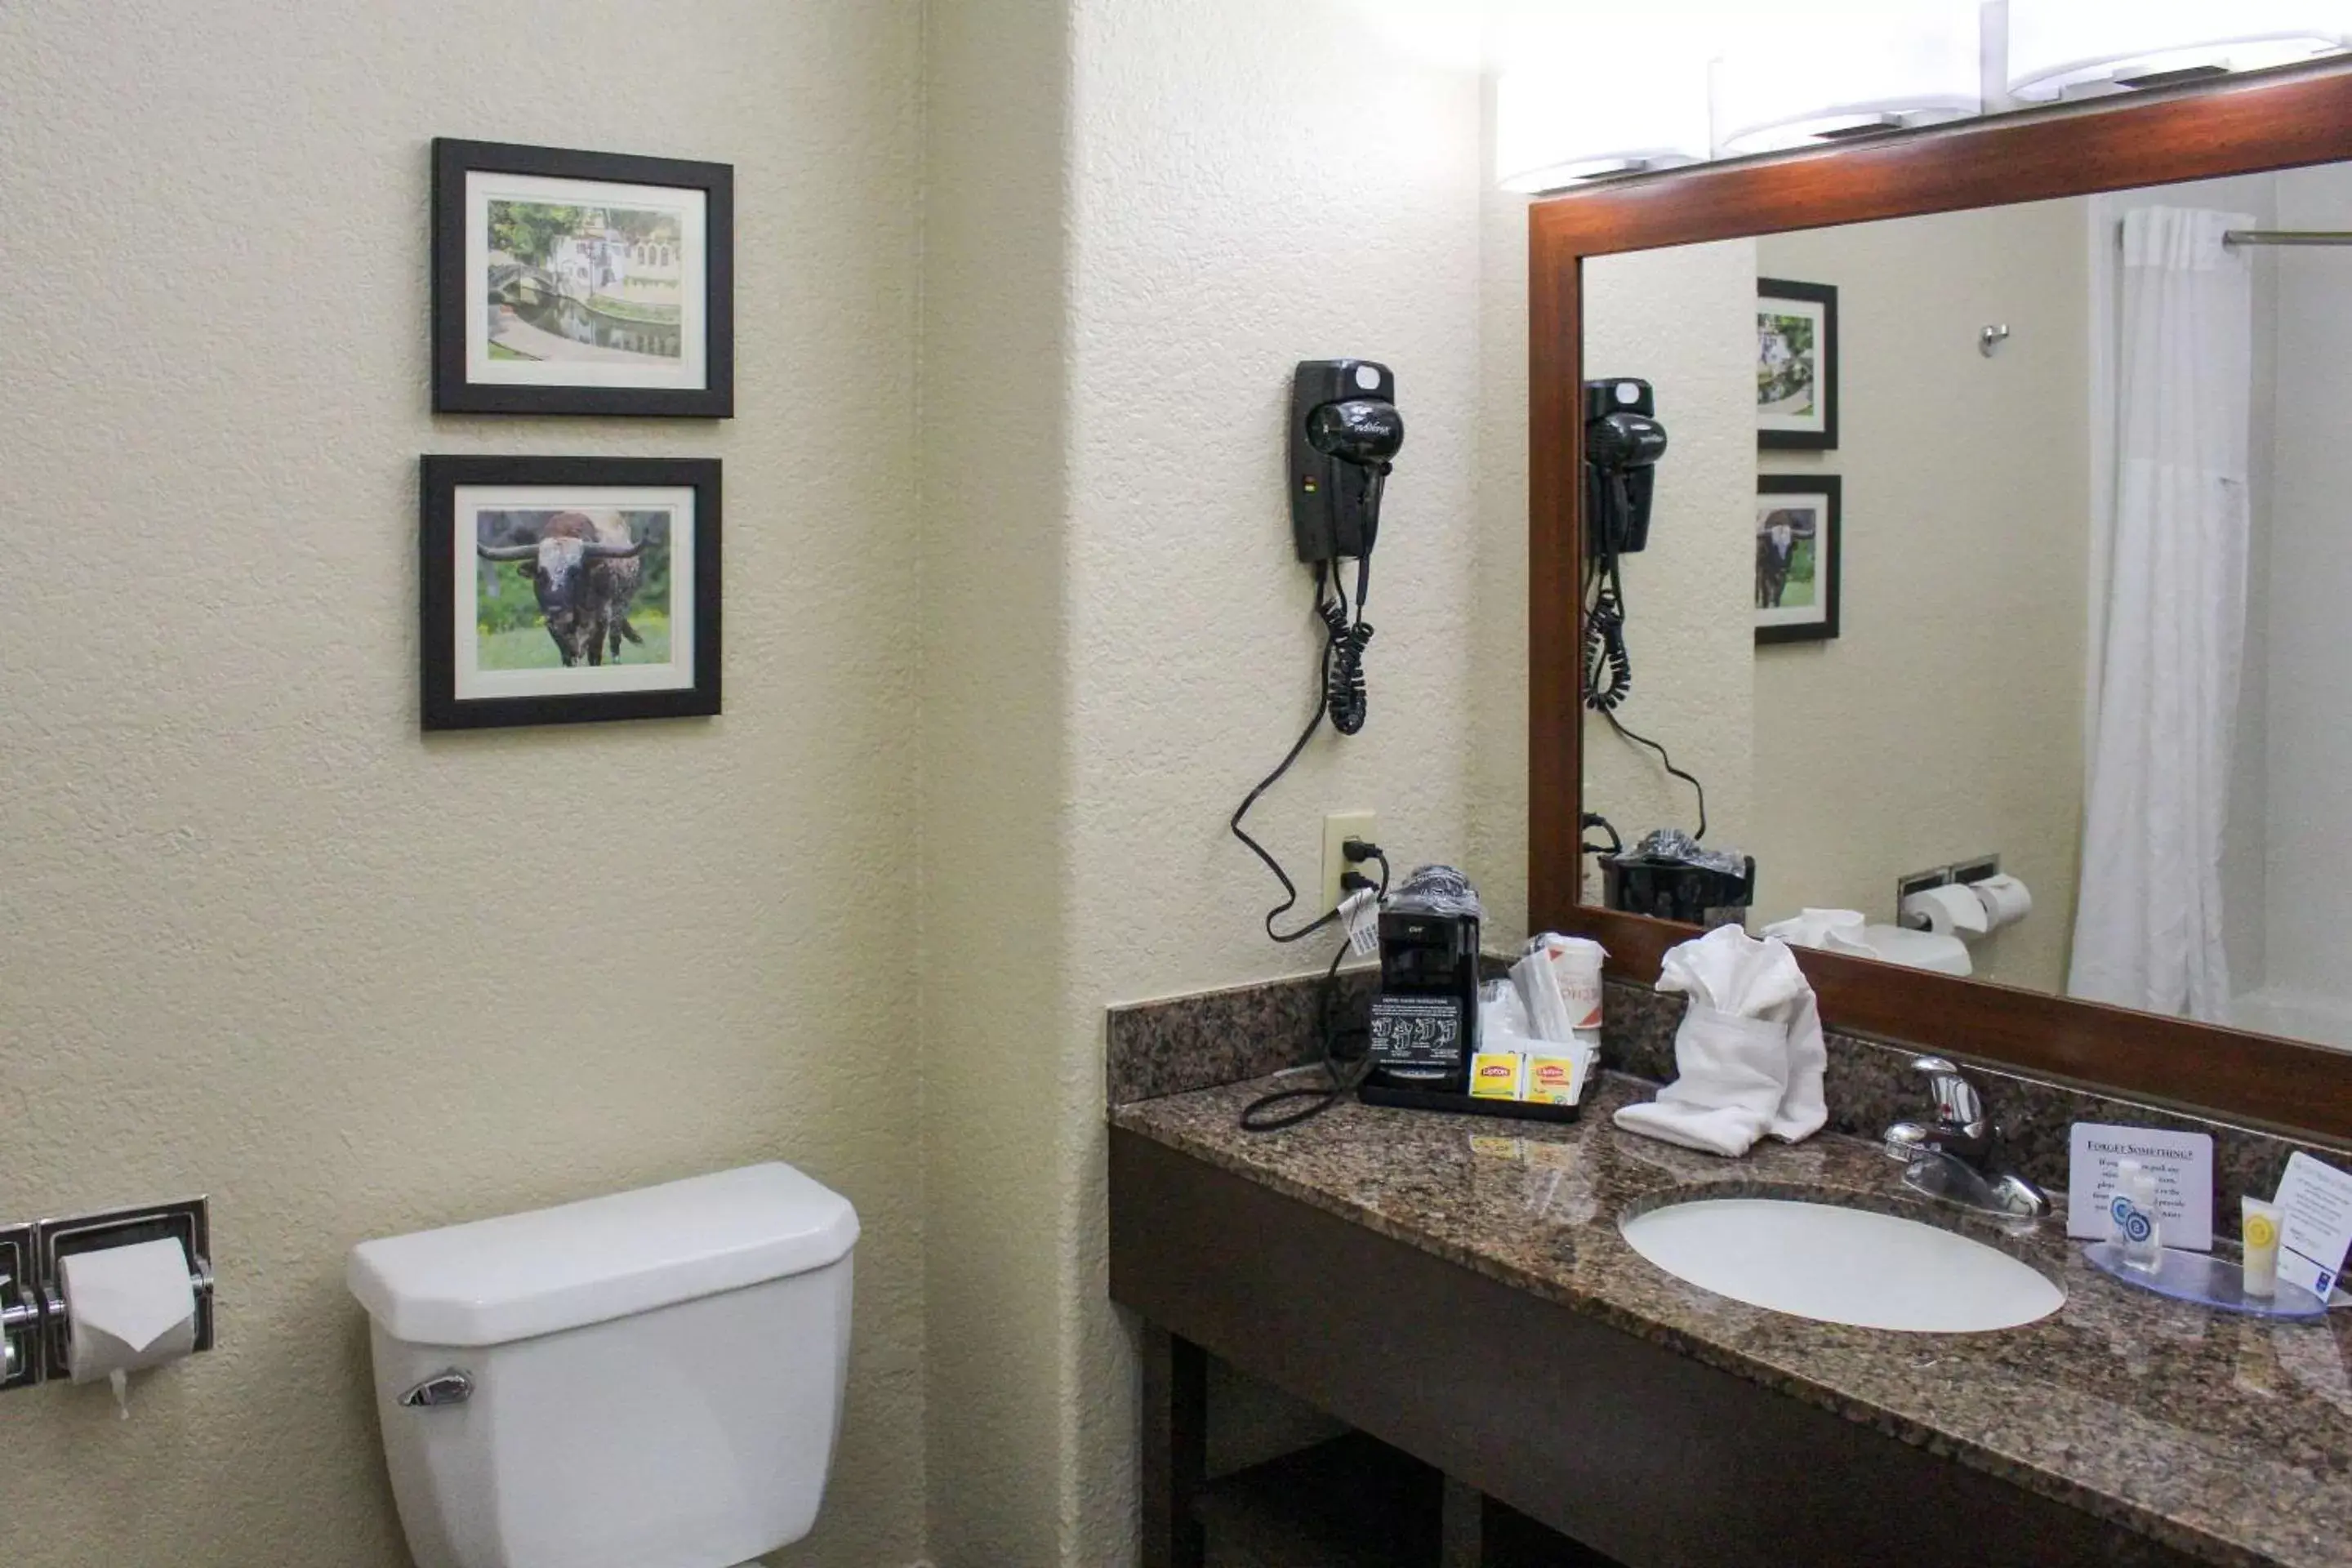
[348,1164,858,1568]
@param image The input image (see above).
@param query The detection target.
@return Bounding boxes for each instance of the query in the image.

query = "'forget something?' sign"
[2068,1123,2216,1251]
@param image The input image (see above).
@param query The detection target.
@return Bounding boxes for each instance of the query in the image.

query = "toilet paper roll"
[61,1239,197,1385]
[1967,874,2034,931]
[1901,884,1992,939]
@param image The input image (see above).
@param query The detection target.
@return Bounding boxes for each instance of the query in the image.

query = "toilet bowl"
[348,1164,858,1568]
[1765,908,1973,976]
[1860,923,1972,976]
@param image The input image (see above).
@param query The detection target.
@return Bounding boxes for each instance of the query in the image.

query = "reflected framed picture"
[421,455,721,730]
[1755,474,1840,645]
[432,139,733,417]
[1757,278,1838,449]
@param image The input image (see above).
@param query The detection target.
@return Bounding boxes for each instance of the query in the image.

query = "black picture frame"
[432,138,734,417]
[1755,473,1840,646]
[421,455,722,730]
[1757,278,1838,451]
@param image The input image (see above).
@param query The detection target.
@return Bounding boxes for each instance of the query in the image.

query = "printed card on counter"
[2274,1152,2352,1299]
[2067,1123,2215,1250]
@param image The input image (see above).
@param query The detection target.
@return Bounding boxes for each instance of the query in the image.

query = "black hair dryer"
[1290,360,1403,564]
[1584,378,1667,558]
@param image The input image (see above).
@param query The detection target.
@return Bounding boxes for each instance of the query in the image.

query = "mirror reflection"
[1579,162,2352,1050]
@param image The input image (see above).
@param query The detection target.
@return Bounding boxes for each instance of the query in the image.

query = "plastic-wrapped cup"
[1530,934,1608,1034]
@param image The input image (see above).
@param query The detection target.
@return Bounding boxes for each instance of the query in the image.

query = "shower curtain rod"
[2224,229,2352,247]
[2113,223,2352,247]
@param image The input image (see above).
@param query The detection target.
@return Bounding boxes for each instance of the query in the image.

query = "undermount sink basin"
[1619,1197,2065,1333]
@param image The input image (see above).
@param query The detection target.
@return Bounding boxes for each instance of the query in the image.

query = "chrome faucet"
[1884,1057,2051,1219]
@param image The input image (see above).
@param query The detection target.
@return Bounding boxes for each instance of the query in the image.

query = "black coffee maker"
[1362,866,1482,1094]
[1597,827,1754,929]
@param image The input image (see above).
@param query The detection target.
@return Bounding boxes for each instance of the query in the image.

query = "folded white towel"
[1771,982,1828,1144]
[1612,924,1829,1157]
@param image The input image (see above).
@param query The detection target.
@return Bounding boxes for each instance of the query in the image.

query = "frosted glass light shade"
[2008,0,2352,100]
[1495,57,1712,191]
[1718,2,1983,156]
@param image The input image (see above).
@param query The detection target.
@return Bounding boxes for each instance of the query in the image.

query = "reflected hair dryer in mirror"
[1584,378,1667,558]
[1582,375,1713,847]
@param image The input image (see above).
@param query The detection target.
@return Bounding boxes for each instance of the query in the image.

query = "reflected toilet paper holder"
[0,1226,41,1392]
[0,1197,214,1391]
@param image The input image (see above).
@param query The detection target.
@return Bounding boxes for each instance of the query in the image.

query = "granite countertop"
[1112,1071,2352,1568]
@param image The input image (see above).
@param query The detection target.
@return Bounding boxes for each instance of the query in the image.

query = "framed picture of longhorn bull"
[1755,474,1840,646]
[420,455,721,730]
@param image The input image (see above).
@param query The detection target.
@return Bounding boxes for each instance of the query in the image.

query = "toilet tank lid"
[346,1162,858,1347]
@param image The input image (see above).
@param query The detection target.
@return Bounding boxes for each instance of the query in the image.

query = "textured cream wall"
[1575,242,1762,889]
[2261,162,2352,1003]
[917,0,1080,1561]
[1470,114,1535,945]
[0,4,925,1566]
[1059,3,1487,1561]
[1753,204,2089,991]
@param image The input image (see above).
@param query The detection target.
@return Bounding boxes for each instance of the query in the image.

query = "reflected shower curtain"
[2069,207,2255,1022]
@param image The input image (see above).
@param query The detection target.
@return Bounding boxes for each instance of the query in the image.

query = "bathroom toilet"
[347,1164,858,1568]
[1860,923,1973,976]
[1764,907,1974,977]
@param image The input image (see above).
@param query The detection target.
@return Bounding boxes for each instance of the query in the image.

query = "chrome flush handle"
[399,1370,474,1409]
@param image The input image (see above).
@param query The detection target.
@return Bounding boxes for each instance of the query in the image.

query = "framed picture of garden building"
[1756,277,1838,451]
[432,140,733,417]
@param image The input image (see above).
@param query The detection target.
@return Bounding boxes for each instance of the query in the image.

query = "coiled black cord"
[1321,556,1374,736]
[1583,550,1708,839]
[1584,557,1633,714]
[1231,561,1378,942]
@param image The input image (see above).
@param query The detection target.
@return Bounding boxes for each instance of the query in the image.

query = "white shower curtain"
[2069,207,2255,1022]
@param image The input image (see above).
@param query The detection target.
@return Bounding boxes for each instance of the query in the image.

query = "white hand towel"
[1612,924,1829,1156]
[1613,1004,1792,1156]
[1770,982,1829,1144]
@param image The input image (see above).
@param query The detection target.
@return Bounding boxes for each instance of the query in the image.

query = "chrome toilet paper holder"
[0,1226,41,1392]
[0,1197,214,1391]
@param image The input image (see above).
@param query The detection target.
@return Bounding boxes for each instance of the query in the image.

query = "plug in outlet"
[1321,810,1377,915]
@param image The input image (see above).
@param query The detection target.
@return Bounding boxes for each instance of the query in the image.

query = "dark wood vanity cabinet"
[1111,1129,2198,1568]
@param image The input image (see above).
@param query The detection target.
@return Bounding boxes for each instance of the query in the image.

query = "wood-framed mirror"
[1529,64,2352,1140]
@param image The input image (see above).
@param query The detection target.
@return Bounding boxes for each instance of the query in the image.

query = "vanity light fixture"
[1716,0,1983,156]
[1494,50,1712,191]
[2007,0,2352,101]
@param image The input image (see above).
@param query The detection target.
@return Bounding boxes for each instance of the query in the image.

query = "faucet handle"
[1909,1056,1986,1135]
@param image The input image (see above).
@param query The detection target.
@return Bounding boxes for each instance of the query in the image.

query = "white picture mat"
[1757,295,1829,434]
[452,485,697,702]
[1755,492,1832,629]
[464,169,707,390]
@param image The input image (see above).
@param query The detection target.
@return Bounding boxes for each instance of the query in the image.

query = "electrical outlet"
[1321,810,1377,915]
